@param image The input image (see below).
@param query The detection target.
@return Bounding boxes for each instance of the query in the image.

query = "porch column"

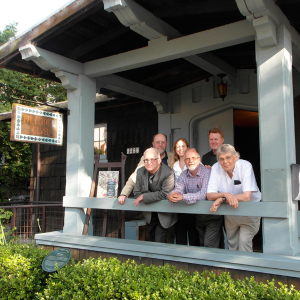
[63,74,96,235]
[256,25,299,255]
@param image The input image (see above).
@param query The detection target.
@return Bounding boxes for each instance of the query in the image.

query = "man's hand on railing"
[118,195,127,205]
[167,191,183,203]
[210,198,223,213]
[133,195,143,207]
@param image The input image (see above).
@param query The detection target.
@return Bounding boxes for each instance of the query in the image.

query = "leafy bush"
[1,244,299,299]
[38,257,300,300]
[0,244,49,300]
[0,209,16,245]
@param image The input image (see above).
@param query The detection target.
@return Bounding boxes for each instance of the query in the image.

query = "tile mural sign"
[10,103,63,146]
[97,171,119,198]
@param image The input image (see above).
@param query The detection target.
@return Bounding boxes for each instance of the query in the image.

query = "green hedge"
[38,257,300,300]
[1,244,300,299]
[0,244,49,300]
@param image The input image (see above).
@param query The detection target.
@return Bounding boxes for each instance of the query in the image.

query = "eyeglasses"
[154,141,166,145]
[184,157,200,162]
[219,155,233,162]
[144,158,159,164]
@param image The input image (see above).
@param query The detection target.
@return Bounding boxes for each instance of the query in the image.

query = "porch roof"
[1,0,300,98]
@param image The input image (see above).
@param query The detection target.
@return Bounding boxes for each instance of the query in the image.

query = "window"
[94,124,107,160]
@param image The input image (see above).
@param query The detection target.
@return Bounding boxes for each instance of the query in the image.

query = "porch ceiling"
[0,0,300,97]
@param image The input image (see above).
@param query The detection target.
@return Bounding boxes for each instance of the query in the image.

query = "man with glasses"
[118,134,173,204]
[168,148,223,248]
[132,147,177,243]
[208,144,261,252]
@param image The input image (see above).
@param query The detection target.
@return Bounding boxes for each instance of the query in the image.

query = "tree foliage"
[0,23,67,201]
[0,22,18,46]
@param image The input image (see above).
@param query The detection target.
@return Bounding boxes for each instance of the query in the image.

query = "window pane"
[94,142,100,154]
[94,128,100,141]
[99,127,106,142]
[99,141,106,155]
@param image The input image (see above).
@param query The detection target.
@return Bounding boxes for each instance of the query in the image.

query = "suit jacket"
[121,151,173,197]
[133,163,177,229]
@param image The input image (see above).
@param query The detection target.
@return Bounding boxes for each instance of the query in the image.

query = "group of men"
[118,128,261,252]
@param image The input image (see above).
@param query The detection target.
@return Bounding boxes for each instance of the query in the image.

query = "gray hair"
[144,147,160,159]
[216,144,240,160]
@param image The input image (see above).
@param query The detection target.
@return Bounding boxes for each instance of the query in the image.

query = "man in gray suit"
[133,147,177,243]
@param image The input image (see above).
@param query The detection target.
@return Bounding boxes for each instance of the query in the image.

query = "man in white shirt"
[207,144,261,252]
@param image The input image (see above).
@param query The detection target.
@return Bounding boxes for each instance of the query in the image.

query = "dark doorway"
[234,109,262,252]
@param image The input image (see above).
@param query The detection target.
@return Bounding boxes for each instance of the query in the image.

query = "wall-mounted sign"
[10,104,63,146]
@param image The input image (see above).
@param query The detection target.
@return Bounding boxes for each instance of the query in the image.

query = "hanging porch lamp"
[217,73,227,101]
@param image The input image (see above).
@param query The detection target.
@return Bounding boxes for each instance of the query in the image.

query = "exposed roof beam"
[96,74,168,103]
[235,0,300,71]
[20,45,83,74]
[103,0,237,77]
[153,1,239,18]
[185,53,237,78]
[84,20,255,77]
[0,0,101,61]
[66,25,130,59]
[235,0,300,61]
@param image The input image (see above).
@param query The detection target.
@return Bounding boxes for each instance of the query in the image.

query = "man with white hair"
[168,148,223,248]
[118,133,173,204]
[207,144,261,252]
[132,147,177,243]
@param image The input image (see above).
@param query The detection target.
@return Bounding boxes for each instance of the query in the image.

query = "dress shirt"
[173,160,187,181]
[170,164,211,204]
[207,159,261,202]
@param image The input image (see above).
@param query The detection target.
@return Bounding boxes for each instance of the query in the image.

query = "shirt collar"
[187,163,204,177]
[221,161,238,178]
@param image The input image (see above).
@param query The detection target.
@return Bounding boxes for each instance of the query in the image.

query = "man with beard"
[118,134,173,204]
[167,148,223,248]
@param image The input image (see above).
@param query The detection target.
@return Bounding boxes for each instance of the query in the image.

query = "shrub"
[37,257,300,300]
[0,244,49,300]
[1,244,300,299]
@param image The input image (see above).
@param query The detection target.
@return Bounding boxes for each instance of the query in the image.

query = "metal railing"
[1,201,64,242]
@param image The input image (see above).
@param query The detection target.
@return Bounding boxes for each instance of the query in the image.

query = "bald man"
[118,134,173,204]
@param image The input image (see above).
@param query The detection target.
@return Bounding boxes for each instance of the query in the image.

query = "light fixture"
[217,73,227,101]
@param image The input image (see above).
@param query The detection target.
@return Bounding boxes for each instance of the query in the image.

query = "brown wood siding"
[30,114,67,202]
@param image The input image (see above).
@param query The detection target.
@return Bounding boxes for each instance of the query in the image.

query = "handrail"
[63,196,288,218]
[0,204,63,209]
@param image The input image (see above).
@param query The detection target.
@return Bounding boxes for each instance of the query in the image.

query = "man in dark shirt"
[202,127,225,167]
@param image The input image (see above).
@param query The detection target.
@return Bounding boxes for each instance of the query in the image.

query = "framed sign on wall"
[10,104,63,146]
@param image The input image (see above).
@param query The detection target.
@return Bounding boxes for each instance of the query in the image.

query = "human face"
[175,140,188,158]
[218,152,238,173]
[184,149,201,172]
[152,134,168,154]
[209,133,224,154]
[144,150,161,174]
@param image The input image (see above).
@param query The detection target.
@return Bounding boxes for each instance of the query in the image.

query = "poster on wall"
[97,171,119,198]
[10,103,63,146]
